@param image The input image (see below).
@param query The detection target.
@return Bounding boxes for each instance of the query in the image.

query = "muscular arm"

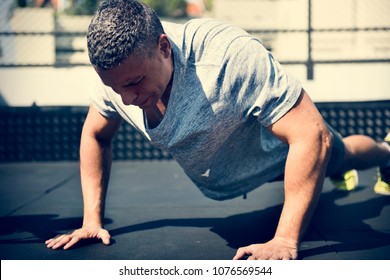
[46,105,121,249]
[234,89,333,260]
[80,105,121,229]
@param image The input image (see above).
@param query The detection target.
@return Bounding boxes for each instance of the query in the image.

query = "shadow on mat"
[107,188,390,259]
[299,188,390,259]
[1,189,389,259]
[109,204,282,249]
[0,214,112,246]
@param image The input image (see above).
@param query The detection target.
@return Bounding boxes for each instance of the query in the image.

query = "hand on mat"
[233,237,298,260]
[45,226,111,250]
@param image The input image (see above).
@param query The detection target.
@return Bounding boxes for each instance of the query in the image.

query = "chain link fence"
[1,0,390,76]
[0,0,208,66]
[0,0,390,72]
[214,0,390,79]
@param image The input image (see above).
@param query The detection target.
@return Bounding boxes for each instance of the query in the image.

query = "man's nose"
[120,90,138,105]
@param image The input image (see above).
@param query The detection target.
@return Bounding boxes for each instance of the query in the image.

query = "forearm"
[234,91,333,260]
[80,133,113,228]
[274,131,333,246]
[45,107,120,250]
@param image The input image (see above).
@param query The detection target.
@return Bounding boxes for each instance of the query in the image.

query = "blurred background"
[1,0,389,105]
[0,0,389,161]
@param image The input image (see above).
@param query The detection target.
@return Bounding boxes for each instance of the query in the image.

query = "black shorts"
[325,125,346,177]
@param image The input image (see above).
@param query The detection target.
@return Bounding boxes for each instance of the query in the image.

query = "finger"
[233,247,250,260]
[101,236,111,245]
[232,248,244,260]
[45,235,61,247]
[45,233,64,245]
[52,237,71,250]
[285,252,298,260]
[46,235,66,248]
[291,251,298,260]
[98,230,111,245]
[63,236,81,250]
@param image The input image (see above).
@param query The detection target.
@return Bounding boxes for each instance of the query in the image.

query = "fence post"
[307,0,314,80]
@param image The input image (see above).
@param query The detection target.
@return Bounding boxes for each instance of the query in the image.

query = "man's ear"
[158,34,171,58]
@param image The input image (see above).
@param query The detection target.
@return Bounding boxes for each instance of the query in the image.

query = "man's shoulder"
[163,18,250,40]
[162,18,226,29]
[184,18,247,35]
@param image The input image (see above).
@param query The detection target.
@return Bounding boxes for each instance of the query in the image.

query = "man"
[45,0,390,260]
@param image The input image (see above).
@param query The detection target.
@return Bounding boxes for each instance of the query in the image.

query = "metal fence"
[214,0,390,79]
[1,0,390,79]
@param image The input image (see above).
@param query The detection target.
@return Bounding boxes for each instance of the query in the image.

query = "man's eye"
[125,78,143,87]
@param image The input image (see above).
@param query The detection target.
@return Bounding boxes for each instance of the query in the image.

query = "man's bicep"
[267,89,328,145]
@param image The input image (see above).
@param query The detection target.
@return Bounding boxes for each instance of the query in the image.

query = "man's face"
[96,35,173,109]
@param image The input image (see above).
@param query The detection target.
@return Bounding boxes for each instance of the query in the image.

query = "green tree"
[66,0,102,15]
[143,0,186,18]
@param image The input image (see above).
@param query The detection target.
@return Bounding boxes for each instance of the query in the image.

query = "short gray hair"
[87,0,164,70]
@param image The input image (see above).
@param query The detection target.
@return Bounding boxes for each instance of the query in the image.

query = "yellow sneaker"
[374,171,390,195]
[374,132,390,195]
[384,132,390,142]
[330,169,359,191]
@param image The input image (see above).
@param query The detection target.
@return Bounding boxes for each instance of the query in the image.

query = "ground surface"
[1,161,389,260]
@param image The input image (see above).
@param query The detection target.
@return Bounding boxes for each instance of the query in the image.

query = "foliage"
[65,0,102,15]
[204,0,213,11]
[64,0,188,17]
[142,0,187,18]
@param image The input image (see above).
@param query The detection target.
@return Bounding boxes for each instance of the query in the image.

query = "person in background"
[35,0,58,9]
[186,0,206,17]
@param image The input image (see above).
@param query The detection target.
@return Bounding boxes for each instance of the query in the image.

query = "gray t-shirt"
[91,18,302,200]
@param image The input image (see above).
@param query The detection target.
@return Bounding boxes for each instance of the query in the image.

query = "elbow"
[320,126,334,164]
[95,134,114,149]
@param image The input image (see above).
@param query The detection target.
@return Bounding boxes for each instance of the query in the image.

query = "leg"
[326,122,390,176]
[340,135,390,172]
[327,130,390,194]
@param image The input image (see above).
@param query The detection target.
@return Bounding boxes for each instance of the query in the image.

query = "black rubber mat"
[0,161,389,260]
[1,100,389,162]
